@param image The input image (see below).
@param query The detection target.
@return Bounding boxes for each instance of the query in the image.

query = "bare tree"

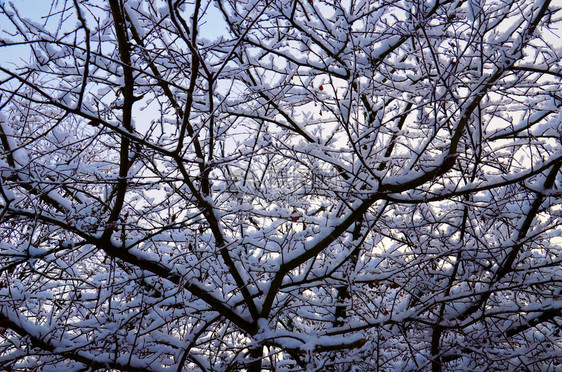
[0,0,561,370]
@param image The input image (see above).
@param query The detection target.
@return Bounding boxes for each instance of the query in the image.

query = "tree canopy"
[0,0,561,370]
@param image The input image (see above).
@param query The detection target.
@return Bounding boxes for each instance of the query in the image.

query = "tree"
[0,0,561,370]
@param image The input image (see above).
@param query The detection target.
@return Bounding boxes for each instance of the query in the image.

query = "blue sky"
[1,1,227,66]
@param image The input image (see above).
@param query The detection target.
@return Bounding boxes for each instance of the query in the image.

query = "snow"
[0,0,560,370]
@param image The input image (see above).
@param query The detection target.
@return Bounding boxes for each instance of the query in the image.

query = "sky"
[0,0,229,135]
[0,1,53,66]
[0,0,228,66]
